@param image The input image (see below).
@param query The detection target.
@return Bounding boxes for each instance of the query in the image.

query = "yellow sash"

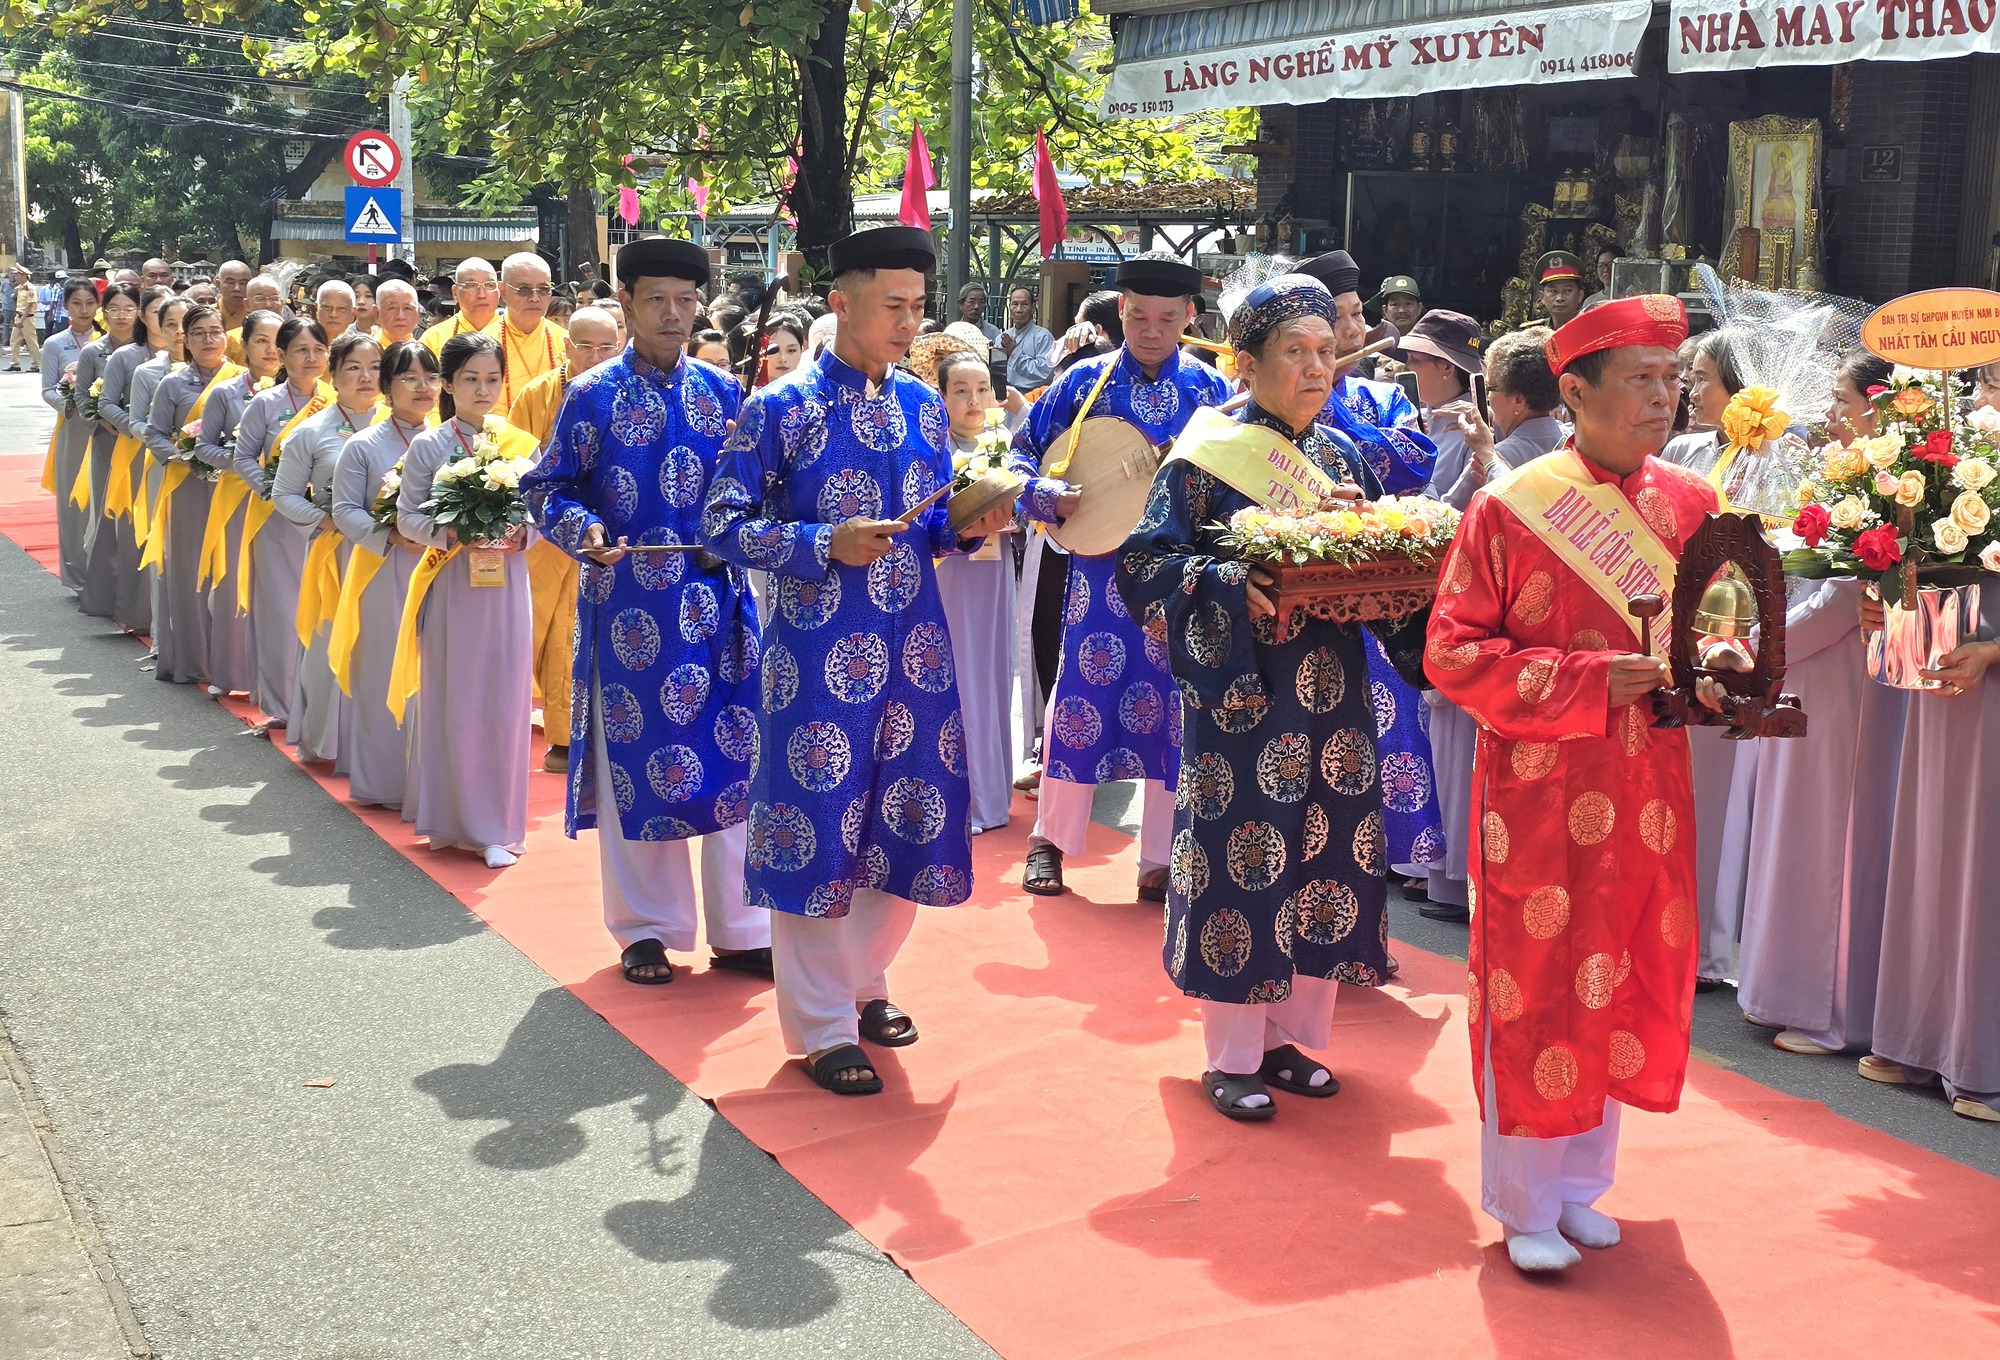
[1489,448,1679,658]
[238,384,337,610]
[67,435,93,509]
[141,364,246,567]
[329,545,387,695]
[1164,407,1337,511]
[386,545,458,722]
[130,451,154,547]
[40,416,60,494]
[104,434,141,521]
[198,473,251,591]
[294,530,346,645]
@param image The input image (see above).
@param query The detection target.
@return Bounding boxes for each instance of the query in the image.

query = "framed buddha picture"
[1721,116,1822,290]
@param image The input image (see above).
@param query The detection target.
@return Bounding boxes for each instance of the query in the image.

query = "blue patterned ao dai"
[702,349,974,919]
[1008,347,1233,790]
[522,347,760,842]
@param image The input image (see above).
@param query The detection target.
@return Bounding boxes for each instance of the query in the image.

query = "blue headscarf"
[1226,273,1334,355]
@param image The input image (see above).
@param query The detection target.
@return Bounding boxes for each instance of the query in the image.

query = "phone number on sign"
[1539,51,1634,75]
[1105,99,1177,117]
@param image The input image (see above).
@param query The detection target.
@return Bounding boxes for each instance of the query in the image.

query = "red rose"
[1792,503,1831,547]
[1866,384,1889,398]
[1852,524,1903,571]
[1921,429,1959,467]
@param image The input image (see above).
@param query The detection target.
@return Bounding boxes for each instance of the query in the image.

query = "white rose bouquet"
[421,417,538,547]
[81,377,103,423]
[370,460,404,537]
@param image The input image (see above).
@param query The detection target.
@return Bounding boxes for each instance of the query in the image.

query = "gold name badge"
[468,546,508,588]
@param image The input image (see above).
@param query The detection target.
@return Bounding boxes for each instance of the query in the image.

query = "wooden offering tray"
[1264,556,1441,637]
[1628,511,1807,739]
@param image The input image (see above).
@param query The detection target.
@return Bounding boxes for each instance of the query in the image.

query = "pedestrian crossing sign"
[344,186,402,243]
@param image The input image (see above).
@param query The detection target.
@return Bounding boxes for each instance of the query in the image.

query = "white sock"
[1557,1202,1621,1249]
[1504,1227,1582,1273]
[483,845,519,869]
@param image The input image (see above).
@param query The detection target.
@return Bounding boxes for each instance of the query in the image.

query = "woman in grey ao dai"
[273,331,383,764]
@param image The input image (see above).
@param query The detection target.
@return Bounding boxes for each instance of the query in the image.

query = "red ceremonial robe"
[1425,444,1720,1139]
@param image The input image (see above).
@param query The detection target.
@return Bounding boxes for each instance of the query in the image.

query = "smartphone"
[1395,371,1421,408]
[1471,371,1490,423]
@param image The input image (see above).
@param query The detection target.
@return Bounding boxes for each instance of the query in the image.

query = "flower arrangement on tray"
[946,406,1026,534]
[1782,370,2000,606]
[1214,495,1463,626]
[1215,496,1461,567]
[422,417,537,546]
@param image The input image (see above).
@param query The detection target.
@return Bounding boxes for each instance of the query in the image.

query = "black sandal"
[620,938,675,985]
[1260,1043,1340,1098]
[709,947,774,976]
[808,1044,882,1095]
[1204,1070,1276,1122]
[1136,870,1168,904]
[859,999,919,1047]
[1023,843,1066,896]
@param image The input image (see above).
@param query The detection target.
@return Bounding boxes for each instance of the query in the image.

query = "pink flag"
[899,124,935,230]
[688,178,709,219]
[1032,128,1067,258]
[618,154,641,226]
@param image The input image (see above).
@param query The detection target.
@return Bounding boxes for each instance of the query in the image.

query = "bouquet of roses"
[173,418,220,481]
[57,373,75,416]
[81,378,103,423]
[1215,495,1462,568]
[1783,371,2000,604]
[422,417,537,546]
[370,460,404,536]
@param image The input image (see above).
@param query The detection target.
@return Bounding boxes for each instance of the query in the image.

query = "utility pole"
[389,75,414,267]
[947,0,972,299]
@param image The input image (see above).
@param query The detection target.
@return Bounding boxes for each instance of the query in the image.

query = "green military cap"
[1537,251,1585,285]
[1378,275,1421,300]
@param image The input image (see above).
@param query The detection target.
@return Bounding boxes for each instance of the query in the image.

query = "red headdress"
[1545,294,1689,375]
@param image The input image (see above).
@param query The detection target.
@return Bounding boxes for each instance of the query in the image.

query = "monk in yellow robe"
[420,257,502,357]
[216,260,251,365]
[494,250,568,417]
[373,279,422,350]
[509,304,624,772]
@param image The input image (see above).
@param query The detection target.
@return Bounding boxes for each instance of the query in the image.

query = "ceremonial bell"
[1693,568,1756,639]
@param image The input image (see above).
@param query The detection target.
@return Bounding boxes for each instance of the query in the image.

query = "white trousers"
[1031,775,1174,869]
[1200,974,1340,1074]
[1479,1026,1621,1234]
[592,691,766,954]
[770,889,918,1056]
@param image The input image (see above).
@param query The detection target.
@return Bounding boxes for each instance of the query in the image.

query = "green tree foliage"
[7,7,380,263]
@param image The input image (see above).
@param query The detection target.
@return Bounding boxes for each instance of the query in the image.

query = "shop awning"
[1100,0,1653,118]
[1666,0,1998,71]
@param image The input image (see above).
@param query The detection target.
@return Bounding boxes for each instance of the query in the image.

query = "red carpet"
[7,448,1998,1357]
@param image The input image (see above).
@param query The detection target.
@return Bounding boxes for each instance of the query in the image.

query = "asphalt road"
[0,372,991,1359]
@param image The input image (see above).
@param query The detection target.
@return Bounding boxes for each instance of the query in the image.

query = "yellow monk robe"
[506,359,579,744]
[418,310,501,359]
[141,363,247,570]
[494,311,567,418]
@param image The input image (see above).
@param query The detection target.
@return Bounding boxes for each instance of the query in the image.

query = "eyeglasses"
[394,371,444,388]
[506,283,555,299]
[456,281,499,295]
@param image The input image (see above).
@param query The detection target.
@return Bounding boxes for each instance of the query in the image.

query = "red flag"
[899,124,935,230]
[1032,128,1067,258]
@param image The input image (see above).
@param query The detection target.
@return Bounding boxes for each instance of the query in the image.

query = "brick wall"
[1835,58,1974,302]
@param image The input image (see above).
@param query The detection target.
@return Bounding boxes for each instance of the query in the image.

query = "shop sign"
[1668,0,1999,71]
[1100,0,1650,120]
[1861,288,2000,371]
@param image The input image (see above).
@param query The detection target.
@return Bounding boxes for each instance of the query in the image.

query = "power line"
[1,76,350,139]
[31,69,369,137]
[53,53,332,91]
